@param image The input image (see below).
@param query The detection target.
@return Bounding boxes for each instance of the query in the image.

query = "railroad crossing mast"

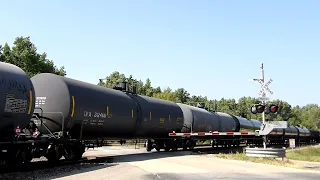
[251,63,275,149]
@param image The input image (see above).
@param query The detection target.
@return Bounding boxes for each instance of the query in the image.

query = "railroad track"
[0,143,315,175]
[0,146,244,174]
[0,156,114,174]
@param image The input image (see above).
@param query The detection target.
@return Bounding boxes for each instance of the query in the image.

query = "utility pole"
[252,63,273,149]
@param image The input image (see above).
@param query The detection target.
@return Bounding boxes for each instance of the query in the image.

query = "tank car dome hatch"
[0,62,35,138]
[132,86,138,94]
[118,82,128,91]
[197,102,205,108]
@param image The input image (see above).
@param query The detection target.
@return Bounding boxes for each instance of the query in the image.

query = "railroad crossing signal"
[258,78,273,96]
[250,104,278,114]
[250,104,265,114]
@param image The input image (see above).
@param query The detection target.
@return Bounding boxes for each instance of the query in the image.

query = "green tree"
[0,36,66,76]
[153,87,176,102]
[98,70,320,129]
[174,88,190,103]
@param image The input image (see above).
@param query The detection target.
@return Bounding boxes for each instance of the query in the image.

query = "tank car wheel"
[18,149,33,164]
[164,141,171,152]
[46,152,62,163]
[182,141,188,150]
[7,148,33,165]
[64,142,85,162]
[164,146,171,152]
[46,145,63,163]
[171,140,178,151]
[186,140,195,150]
[171,145,178,151]
[154,143,162,152]
[145,140,153,152]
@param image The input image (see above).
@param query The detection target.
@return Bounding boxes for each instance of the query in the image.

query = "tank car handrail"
[33,111,66,138]
[41,112,65,132]
[34,107,44,118]
[32,113,57,138]
[183,123,193,133]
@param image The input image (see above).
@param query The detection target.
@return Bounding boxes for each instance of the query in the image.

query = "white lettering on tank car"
[4,94,27,113]
[84,111,111,118]
[82,119,104,126]
[84,111,92,117]
[35,96,46,107]
[94,112,107,119]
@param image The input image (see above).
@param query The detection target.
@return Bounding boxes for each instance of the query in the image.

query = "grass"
[214,152,299,168]
[213,145,320,169]
[286,146,320,162]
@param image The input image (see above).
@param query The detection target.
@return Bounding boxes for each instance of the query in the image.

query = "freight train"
[0,61,319,165]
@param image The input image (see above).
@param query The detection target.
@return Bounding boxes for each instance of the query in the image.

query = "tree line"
[1,36,320,129]
[98,71,320,129]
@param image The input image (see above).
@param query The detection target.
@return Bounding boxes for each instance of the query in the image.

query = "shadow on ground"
[0,146,245,179]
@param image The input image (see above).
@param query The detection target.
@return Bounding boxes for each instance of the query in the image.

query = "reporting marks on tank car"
[4,93,28,113]
[35,96,46,107]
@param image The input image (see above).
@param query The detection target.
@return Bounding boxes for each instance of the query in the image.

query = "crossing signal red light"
[269,104,278,113]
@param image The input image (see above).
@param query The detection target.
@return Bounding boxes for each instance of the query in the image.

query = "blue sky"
[1,0,319,106]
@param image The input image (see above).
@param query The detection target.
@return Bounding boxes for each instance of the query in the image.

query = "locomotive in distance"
[0,61,319,165]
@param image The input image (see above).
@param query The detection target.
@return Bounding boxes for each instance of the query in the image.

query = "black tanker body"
[284,126,299,138]
[249,119,262,130]
[176,103,237,132]
[233,116,256,132]
[176,103,220,132]
[310,129,320,142]
[0,62,35,140]
[215,112,237,132]
[129,95,184,138]
[31,73,184,139]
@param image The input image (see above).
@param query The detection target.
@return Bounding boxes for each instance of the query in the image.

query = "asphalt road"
[1,146,319,180]
[49,146,320,180]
